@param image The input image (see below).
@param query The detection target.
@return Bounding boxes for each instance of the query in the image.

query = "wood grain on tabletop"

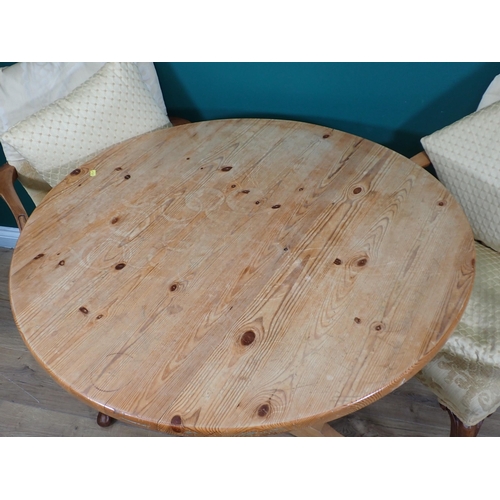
[8,119,475,436]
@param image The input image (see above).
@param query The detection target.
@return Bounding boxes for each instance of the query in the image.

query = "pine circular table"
[9,119,475,436]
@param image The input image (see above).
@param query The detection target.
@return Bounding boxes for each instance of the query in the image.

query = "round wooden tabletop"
[9,119,475,436]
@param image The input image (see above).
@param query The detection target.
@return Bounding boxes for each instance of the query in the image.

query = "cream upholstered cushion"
[421,101,500,253]
[0,62,169,203]
[1,62,171,189]
[417,242,500,427]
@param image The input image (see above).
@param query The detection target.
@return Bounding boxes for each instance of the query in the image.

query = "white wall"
[0,226,19,248]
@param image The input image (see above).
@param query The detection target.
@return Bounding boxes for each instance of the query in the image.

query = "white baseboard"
[0,226,20,248]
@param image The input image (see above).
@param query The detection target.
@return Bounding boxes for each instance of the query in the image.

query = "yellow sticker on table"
[90,170,96,177]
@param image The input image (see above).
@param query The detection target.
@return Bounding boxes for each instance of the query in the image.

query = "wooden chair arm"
[0,163,28,231]
[170,116,191,127]
[410,151,432,169]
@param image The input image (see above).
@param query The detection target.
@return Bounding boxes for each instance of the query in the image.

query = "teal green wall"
[2,62,500,228]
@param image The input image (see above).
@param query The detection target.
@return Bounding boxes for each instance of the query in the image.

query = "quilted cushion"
[417,241,500,427]
[421,100,500,253]
[0,62,168,204]
[1,62,171,189]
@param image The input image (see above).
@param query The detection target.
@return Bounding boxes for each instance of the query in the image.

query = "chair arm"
[410,151,432,169]
[170,116,191,127]
[0,163,28,231]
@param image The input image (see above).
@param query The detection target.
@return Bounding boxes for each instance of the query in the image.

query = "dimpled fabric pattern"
[417,241,500,426]
[421,100,500,253]
[1,62,171,188]
[0,62,168,205]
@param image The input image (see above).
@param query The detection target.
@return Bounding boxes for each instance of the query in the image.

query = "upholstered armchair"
[0,62,189,229]
[412,99,500,436]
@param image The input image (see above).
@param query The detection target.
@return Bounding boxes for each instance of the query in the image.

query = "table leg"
[97,411,116,428]
[290,421,343,437]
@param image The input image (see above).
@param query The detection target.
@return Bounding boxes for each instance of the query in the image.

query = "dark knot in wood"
[258,404,270,417]
[171,415,183,433]
[241,330,256,346]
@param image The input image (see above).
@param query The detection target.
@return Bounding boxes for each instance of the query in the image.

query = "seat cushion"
[421,100,500,253]
[0,62,168,204]
[1,62,171,189]
[417,241,500,426]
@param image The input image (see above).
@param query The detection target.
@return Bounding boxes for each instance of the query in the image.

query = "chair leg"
[97,411,115,428]
[439,404,484,437]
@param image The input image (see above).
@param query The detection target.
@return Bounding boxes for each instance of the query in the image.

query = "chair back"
[421,100,500,253]
[0,62,169,206]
